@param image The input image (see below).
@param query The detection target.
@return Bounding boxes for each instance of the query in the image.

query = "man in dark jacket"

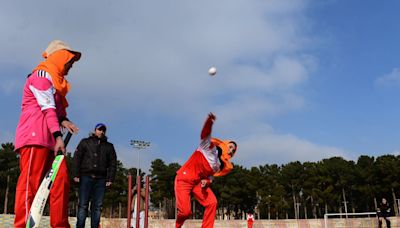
[73,123,117,228]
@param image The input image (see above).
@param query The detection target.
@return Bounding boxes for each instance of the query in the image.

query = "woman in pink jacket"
[14,40,81,228]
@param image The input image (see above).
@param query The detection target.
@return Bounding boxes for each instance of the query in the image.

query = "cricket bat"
[26,132,72,228]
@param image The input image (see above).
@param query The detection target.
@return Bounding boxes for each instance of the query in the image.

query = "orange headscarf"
[212,138,237,177]
[34,49,77,108]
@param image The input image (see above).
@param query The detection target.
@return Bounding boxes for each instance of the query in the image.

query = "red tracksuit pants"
[175,177,217,228]
[14,146,71,228]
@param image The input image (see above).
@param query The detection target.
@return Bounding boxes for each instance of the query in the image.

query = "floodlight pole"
[130,140,151,177]
[130,140,150,228]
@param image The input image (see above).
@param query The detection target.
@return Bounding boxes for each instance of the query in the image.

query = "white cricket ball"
[208,66,217,76]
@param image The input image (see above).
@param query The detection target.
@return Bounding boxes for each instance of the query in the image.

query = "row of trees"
[1,142,400,219]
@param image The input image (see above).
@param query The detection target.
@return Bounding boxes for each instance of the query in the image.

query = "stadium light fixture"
[130,140,151,177]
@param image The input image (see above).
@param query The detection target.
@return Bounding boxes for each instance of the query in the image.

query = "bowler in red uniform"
[174,113,237,228]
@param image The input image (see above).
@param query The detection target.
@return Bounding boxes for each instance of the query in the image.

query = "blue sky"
[2,0,400,172]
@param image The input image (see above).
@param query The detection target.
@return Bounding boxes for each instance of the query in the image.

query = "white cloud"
[116,142,164,174]
[386,151,399,157]
[0,0,315,119]
[378,150,400,157]
[0,79,21,95]
[375,68,400,87]
[233,133,351,167]
[116,130,352,170]
[0,0,352,168]
[0,131,14,144]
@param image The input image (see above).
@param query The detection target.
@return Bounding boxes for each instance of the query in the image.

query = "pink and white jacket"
[15,70,66,151]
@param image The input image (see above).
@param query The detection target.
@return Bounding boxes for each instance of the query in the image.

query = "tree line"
[1,142,399,219]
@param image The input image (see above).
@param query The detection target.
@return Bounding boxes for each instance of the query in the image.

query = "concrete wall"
[143,218,396,228]
[0,214,397,227]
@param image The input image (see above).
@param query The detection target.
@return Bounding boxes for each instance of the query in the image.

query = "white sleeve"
[29,85,56,111]
[198,135,212,151]
[197,136,220,172]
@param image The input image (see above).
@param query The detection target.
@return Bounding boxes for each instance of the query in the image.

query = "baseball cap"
[95,123,106,131]
[42,40,81,61]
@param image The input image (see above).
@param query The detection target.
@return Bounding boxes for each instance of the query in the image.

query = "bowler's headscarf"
[212,138,237,177]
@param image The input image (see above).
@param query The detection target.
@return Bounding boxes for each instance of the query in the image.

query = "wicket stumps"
[127,174,150,228]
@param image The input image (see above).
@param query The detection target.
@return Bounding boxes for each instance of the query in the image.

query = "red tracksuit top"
[176,116,220,183]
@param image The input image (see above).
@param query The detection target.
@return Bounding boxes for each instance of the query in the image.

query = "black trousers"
[378,216,390,228]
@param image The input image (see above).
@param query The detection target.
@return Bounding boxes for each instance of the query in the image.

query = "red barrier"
[144,176,149,228]
[135,175,141,228]
[127,175,132,228]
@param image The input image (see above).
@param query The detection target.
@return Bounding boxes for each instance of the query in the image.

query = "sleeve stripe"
[37,70,53,82]
[38,70,46,77]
